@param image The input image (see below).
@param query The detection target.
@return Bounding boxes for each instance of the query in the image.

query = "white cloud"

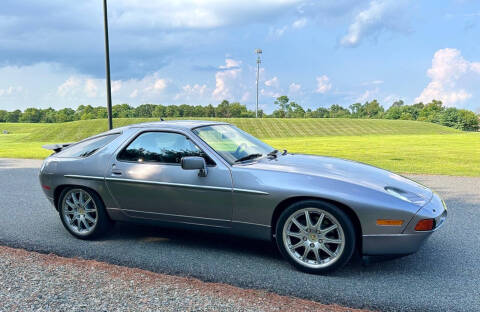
[340,0,409,47]
[57,77,81,97]
[265,76,280,88]
[241,91,251,102]
[362,80,384,85]
[84,79,99,98]
[129,89,138,98]
[212,58,242,100]
[0,86,23,97]
[111,81,122,93]
[112,0,302,30]
[152,79,167,91]
[292,18,307,28]
[289,82,301,93]
[175,83,208,101]
[356,88,379,102]
[415,48,480,106]
[315,75,332,93]
[261,88,281,98]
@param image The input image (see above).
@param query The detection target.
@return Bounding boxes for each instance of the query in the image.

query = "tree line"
[0,96,478,131]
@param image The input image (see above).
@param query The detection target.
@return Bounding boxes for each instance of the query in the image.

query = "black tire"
[58,187,112,239]
[275,200,356,274]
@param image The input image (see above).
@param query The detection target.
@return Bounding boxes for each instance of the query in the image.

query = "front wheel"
[275,200,356,274]
[58,187,112,239]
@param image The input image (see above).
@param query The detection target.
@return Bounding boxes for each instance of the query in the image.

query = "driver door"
[105,130,233,228]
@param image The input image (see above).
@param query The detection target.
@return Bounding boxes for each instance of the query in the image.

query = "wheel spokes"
[63,190,97,235]
[283,207,345,268]
[322,224,338,235]
[292,218,306,232]
[304,211,314,228]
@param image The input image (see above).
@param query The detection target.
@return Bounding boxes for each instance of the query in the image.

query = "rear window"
[57,134,119,158]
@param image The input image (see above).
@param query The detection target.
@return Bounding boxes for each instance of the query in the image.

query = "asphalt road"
[1,158,479,312]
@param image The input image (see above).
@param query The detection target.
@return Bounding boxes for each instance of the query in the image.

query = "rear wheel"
[58,187,112,239]
[275,200,356,274]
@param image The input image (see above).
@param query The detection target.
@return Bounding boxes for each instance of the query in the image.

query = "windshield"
[193,125,275,164]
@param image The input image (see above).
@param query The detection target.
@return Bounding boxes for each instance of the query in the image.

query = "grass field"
[0,118,478,176]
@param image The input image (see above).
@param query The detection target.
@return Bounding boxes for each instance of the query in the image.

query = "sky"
[0,0,479,113]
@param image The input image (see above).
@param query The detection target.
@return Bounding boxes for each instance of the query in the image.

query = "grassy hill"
[0,118,478,176]
[1,117,460,143]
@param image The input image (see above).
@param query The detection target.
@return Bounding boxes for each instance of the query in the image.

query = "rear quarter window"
[57,134,119,158]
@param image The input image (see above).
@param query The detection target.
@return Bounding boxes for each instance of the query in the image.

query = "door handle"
[111,170,122,176]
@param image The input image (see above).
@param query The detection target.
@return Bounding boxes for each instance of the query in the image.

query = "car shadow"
[104,221,283,261]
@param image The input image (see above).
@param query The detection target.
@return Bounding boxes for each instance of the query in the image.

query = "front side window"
[57,134,120,158]
[193,125,275,164]
[117,131,214,165]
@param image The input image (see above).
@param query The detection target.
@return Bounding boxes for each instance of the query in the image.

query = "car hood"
[244,154,433,203]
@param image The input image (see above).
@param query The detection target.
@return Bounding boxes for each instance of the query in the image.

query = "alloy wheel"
[282,207,345,269]
[62,189,98,235]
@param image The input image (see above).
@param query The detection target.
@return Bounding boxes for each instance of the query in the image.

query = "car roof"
[77,120,230,143]
[126,120,230,131]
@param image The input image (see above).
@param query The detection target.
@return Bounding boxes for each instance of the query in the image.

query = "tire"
[58,187,112,239]
[275,200,356,274]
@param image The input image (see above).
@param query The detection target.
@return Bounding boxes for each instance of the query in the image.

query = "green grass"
[2,118,459,143]
[265,133,480,177]
[0,118,478,176]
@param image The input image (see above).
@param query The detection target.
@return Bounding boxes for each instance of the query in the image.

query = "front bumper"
[362,193,447,255]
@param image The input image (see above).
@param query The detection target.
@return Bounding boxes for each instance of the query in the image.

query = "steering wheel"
[234,143,248,157]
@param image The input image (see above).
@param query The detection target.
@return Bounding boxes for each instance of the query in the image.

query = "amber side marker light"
[415,219,435,231]
[376,219,404,226]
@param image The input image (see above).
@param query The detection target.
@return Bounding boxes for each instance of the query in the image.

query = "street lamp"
[255,48,262,118]
[103,0,113,130]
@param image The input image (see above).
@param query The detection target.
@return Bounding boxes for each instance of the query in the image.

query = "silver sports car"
[39,120,447,273]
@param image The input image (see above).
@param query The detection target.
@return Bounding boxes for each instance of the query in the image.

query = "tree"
[418,100,444,123]
[179,104,194,117]
[349,103,365,118]
[112,104,135,118]
[19,108,42,123]
[274,96,290,117]
[329,104,350,118]
[56,108,75,122]
[205,104,215,117]
[289,102,305,118]
[440,108,479,131]
[215,100,231,118]
[0,110,7,122]
[165,105,180,117]
[135,104,156,117]
[153,105,166,118]
[6,110,21,122]
[363,100,384,118]
[229,102,249,117]
[310,107,329,118]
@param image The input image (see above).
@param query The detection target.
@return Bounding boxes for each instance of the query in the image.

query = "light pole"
[255,48,262,118]
[103,0,113,130]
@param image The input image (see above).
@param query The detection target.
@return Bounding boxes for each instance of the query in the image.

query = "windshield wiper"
[234,153,263,163]
[267,149,279,158]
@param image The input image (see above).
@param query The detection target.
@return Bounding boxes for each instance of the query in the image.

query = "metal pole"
[256,59,259,118]
[103,0,113,130]
[255,49,262,118]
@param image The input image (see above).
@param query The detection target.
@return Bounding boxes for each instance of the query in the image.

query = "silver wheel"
[61,189,98,235]
[282,207,345,269]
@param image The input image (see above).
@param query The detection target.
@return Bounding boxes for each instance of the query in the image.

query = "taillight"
[415,219,435,231]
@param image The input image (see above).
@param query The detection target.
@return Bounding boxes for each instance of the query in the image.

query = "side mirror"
[181,156,208,177]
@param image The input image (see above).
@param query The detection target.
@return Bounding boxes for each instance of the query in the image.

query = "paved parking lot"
[1,158,479,311]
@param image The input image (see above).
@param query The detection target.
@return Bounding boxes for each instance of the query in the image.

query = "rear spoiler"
[42,143,75,153]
